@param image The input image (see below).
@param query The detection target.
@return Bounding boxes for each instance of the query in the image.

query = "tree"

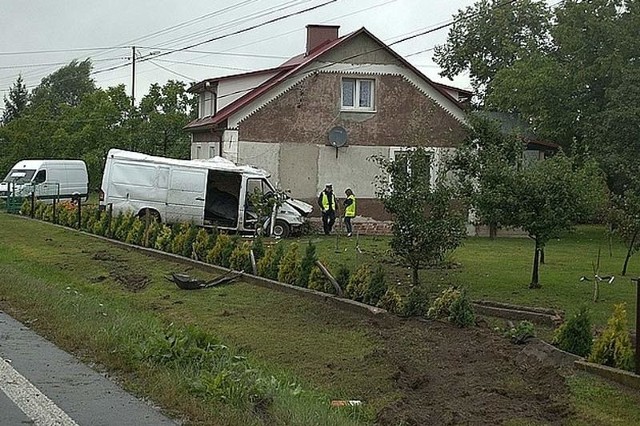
[373,147,466,286]
[2,75,28,124]
[137,80,196,158]
[433,0,551,97]
[30,59,96,111]
[503,154,607,288]
[451,113,523,238]
[609,191,640,276]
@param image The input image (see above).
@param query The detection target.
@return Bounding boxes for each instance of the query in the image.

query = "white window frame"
[341,78,375,111]
[390,147,437,188]
[198,91,216,118]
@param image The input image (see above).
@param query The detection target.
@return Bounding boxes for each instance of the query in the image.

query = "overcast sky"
[0,0,477,103]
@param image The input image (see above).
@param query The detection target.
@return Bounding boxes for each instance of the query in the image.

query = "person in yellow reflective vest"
[343,188,356,237]
[317,183,337,235]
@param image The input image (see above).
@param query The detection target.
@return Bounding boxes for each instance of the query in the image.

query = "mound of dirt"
[372,319,572,425]
[110,270,149,292]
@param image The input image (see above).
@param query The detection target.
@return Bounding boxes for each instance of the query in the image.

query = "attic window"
[341,78,374,111]
[199,91,216,118]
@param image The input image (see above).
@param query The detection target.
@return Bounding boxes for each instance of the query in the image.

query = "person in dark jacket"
[318,183,337,235]
[343,188,356,237]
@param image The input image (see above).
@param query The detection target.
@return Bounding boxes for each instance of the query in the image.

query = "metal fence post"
[30,191,35,218]
[77,196,82,229]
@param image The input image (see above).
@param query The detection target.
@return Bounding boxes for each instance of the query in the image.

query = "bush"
[92,211,109,236]
[448,289,475,328]
[170,223,190,255]
[589,303,634,371]
[181,224,199,258]
[363,266,387,306]
[125,217,146,246]
[402,286,429,317]
[296,242,317,288]
[43,204,54,222]
[377,288,403,314]
[193,229,214,261]
[505,321,536,344]
[427,286,462,320]
[154,225,173,252]
[256,244,285,281]
[335,265,350,294]
[552,306,593,357]
[308,265,331,293]
[206,234,237,268]
[114,212,135,241]
[252,235,265,261]
[229,241,252,272]
[278,243,301,285]
[142,220,161,248]
[346,265,371,302]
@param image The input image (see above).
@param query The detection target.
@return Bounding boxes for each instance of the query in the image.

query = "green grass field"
[290,225,638,327]
[0,213,638,425]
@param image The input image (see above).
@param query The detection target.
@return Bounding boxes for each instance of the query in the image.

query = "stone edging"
[472,302,562,327]
[574,360,640,390]
[13,215,388,319]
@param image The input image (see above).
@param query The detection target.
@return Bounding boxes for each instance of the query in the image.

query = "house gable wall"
[238,72,466,147]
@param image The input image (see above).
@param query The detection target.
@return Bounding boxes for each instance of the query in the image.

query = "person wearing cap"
[343,188,356,237]
[318,183,338,235]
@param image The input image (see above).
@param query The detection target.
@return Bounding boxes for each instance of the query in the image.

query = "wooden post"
[315,260,343,297]
[76,196,82,229]
[30,191,35,218]
[250,250,258,275]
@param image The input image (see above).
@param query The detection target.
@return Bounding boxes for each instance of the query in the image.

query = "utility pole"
[131,46,136,108]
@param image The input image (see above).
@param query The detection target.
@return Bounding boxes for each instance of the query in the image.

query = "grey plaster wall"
[237,140,281,184]
[317,145,388,198]
[278,142,318,197]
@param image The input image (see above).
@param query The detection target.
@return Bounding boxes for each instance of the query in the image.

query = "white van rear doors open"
[166,167,207,224]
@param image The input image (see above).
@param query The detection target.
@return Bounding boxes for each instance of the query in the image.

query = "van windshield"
[3,169,36,184]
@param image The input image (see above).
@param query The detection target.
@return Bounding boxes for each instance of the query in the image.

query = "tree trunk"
[622,229,638,276]
[529,239,541,289]
[412,266,419,287]
[540,246,545,265]
[489,222,498,239]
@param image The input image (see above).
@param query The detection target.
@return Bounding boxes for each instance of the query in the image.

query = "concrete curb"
[12,215,388,319]
[574,360,640,390]
[472,303,562,327]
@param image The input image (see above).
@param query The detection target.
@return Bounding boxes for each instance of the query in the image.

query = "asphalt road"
[0,311,178,425]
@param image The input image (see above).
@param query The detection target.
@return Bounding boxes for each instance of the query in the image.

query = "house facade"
[185,25,470,227]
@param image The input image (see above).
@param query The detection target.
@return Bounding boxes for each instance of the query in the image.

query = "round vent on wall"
[327,126,348,148]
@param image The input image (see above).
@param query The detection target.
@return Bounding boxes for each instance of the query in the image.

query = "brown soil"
[110,270,149,292]
[371,318,571,425]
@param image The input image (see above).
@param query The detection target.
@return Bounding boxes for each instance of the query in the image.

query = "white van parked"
[100,149,312,238]
[0,159,89,201]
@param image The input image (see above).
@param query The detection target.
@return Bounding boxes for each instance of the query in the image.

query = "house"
[185,25,470,230]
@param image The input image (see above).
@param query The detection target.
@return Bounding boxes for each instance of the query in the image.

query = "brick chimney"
[306,24,339,56]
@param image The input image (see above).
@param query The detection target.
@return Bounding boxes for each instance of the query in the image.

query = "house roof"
[185,27,469,131]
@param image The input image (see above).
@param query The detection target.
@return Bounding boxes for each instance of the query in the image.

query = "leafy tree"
[137,80,195,158]
[504,154,607,288]
[373,147,466,286]
[609,191,640,276]
[2,75,28,124]
[30,59,96,110]
[433,0,551,96]
[451,113,523,238]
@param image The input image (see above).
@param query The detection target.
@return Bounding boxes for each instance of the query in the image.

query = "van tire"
[272,220,290,238]
[139,209,161,223]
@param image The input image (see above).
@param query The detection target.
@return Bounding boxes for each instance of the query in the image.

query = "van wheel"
[139,209,161,223]
[272,220,290,238]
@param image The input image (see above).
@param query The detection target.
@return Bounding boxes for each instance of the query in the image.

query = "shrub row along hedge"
[552,304,636,372]
[21,200,477,328]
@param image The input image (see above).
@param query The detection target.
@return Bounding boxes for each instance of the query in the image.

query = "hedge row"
[21,200,476,327]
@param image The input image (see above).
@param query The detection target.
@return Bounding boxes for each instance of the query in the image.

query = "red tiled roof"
[185,27,468,131]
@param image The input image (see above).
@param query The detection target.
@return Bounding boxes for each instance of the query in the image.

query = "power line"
[141,0,338,63]
[0,46,128,57]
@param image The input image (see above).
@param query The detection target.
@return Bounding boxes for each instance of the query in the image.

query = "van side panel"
[166,168,206,225]
[106,161,168,219]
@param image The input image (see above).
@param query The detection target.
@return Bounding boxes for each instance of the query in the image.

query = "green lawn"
[290,226,638,327]
[0,213,639,425]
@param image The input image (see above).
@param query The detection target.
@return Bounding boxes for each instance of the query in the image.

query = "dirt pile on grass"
[372,319,571,425]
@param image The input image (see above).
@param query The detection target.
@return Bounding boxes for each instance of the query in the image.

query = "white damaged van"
[0,159,88,201]
[100,149,312,238]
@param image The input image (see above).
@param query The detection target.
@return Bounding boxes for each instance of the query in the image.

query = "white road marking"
[0,357,78,426]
